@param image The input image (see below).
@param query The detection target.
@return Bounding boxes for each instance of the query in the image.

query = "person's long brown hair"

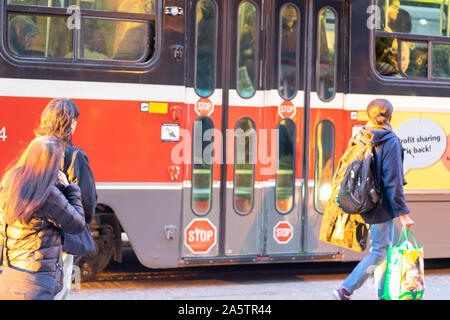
[35,98,79,144]
[0,136,65,224]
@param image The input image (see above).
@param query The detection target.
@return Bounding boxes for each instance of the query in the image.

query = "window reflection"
[192,117,214,216]
[276,119,296,214]
[317,8,337,101]
[376,0,448,37]
[8,14,72,58]
[237,1,258,98]
[404,41,428,78]
[234,118,256,215]
[314,120,335,214]
[376,38,428,78]
[195,0,217,97]
[78,19,152,61]
[7,0,157,14]
[432,44,450,79]
[6,2,156,63]
[279,4,300,100]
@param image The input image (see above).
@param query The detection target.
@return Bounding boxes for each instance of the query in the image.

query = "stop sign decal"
[278,100,296,119]
[195,98,214,117]
[185,218,217,254]
[273,221,294,244]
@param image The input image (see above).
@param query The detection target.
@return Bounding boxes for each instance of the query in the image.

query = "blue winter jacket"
[362,125,410,224]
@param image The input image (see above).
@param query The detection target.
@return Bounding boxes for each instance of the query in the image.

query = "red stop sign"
[273,221,294,244]
[278,100,296,119]
[195,98,214,117]
[185,218,217,254]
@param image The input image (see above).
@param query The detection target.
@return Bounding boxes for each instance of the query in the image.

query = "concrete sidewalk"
[68,267,450,300]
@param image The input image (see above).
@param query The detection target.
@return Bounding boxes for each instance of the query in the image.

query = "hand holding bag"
[382,227,425,300]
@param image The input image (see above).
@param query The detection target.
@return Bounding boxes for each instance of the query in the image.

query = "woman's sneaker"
[333,287,351,300]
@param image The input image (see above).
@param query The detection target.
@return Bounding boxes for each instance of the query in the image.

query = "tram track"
[86,247,450,283]
[95,268,219,282]
[89,251,353,282]
[94,262,347,282]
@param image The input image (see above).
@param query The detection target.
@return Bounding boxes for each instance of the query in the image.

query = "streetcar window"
[314,120,335,214]
[375,37,400,76]
[237,1,259,99]
[234,118,256,215]
[375,37,429,78]
[404,41,428,78]
[376,0,448,37]
[79,19,152,62]
[432,44,450,78]
[7,14,73,58]
[192,117,214,216]
[279,4,300,100]
[7,0,157,14]
[276,119,296,214]
[317,8,337,101]
[195,0,218,98]
[5,0,157,64]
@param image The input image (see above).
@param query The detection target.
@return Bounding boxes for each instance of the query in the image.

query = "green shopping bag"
[382,228,425,300]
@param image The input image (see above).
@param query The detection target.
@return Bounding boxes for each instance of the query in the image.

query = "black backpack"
[335,128,381,215]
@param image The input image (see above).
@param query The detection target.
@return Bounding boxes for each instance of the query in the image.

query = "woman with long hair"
[35,98,79,144]
[0,136,85,299]
[35,98,97,299]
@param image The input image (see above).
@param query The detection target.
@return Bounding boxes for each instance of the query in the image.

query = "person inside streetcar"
[8,15,41,57]
[375,0,414,77]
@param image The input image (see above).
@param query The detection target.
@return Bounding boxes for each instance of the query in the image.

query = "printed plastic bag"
[319,184,369,252]
[382,228,425,300]
[319,130,372,252]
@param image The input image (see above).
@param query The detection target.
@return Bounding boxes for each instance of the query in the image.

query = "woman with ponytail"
[333,99,414,300]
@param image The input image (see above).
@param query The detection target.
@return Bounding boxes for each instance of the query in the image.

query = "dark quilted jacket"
[0,183,86,294]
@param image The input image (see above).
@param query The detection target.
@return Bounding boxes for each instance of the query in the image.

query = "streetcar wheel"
[75,249,113,281]
[75,224,115,281]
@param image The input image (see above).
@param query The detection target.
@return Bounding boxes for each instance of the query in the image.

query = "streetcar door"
[262,0,306,256]
[180,0,347,261]
[224,0,307,257]
[181,0,266,259]
[305,0,347,255]
[180,0,224,258]
[262,0,347,256]
[222,0,265,257]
